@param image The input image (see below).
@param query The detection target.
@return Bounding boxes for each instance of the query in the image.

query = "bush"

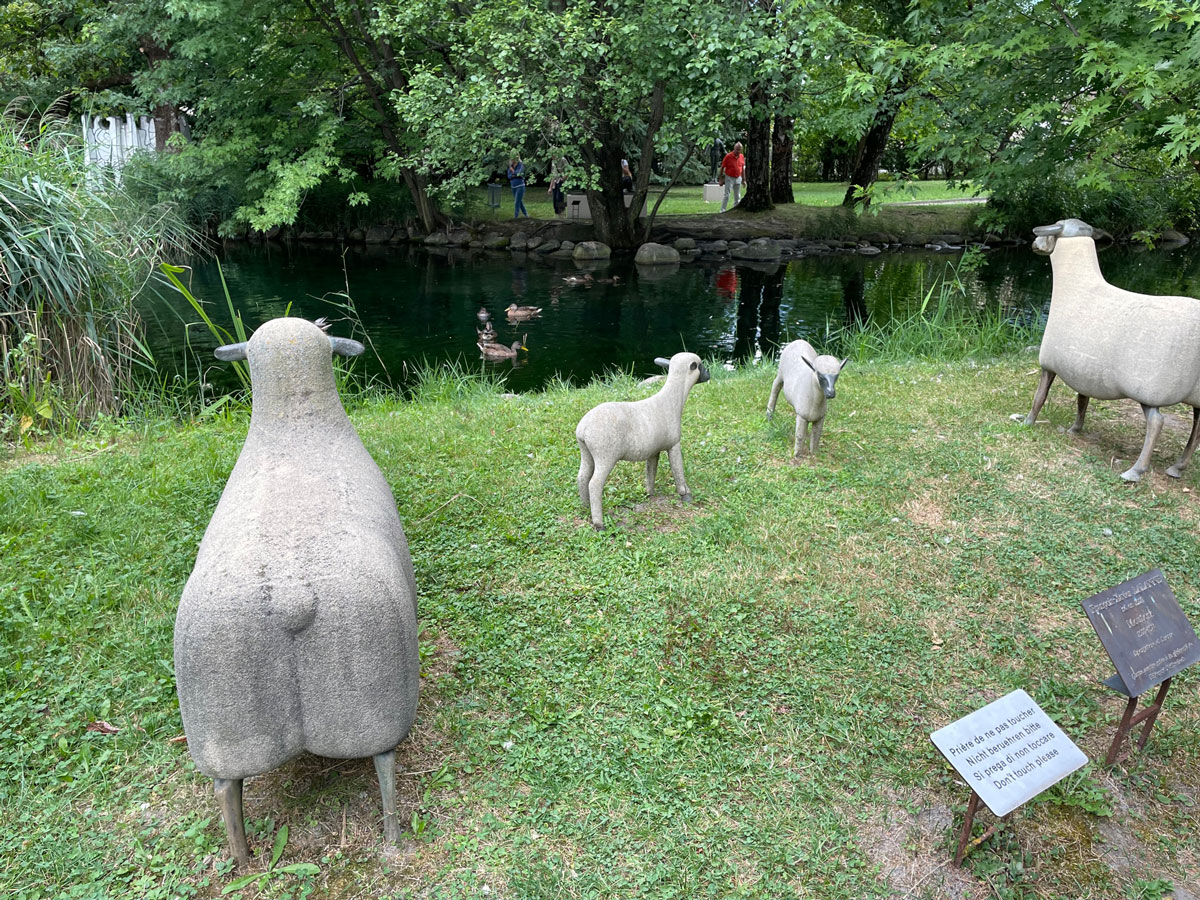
[980,159,1200,239]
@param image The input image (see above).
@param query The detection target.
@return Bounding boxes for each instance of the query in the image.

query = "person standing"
[507,156,529,218]
[720,142,745,212]
[620,158,634,192]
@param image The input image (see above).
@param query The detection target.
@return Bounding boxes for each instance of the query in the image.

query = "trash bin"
[487,183,503,210]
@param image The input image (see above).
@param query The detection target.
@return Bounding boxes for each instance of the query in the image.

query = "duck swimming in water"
[505,303,543,321]
[562,273,593,286]
[478,336,528,359]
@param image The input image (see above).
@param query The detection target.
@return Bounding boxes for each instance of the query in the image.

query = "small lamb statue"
[174,318,420,868]
[1019,218,1200,481]
[575,352,710,529]
[766,339,848,458]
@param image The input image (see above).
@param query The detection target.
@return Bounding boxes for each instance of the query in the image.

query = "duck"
[562,273,593,286]
[594,274,621,284]
[478,336,527,359]
[505,303,543,321]
[477,306,492,323]
[477,320,497,341]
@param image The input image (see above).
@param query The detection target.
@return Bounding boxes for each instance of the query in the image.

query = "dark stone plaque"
[1081,569,1200,698]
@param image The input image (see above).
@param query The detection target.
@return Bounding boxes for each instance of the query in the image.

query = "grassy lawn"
[462,180,983,223]
[2,349,1197,899]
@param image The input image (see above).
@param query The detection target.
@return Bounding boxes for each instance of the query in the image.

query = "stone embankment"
[249,217,1190,258]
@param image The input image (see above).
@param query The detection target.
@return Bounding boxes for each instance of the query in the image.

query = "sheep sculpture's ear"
[214,342,248,361]
[654,357,671,368]
[329,336,365,357]
[801,355,817,372]
[838,357,850,372]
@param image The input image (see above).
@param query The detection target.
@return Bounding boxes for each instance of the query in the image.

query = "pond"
[140,240,1200,394]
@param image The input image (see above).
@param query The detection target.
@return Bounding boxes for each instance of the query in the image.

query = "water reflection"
[141,240,1200,394]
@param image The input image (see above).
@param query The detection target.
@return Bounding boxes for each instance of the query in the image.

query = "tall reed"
[825,266,1042,362]
[0,113,196,436]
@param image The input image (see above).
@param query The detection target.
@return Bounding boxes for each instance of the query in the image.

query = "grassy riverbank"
[2,350,1198,899]
[466,181,983,223]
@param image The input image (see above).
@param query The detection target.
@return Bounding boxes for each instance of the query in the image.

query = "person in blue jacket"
[507,156,529,218]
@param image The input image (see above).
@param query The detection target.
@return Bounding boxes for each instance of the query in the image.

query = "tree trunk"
[138,39,182,152]
[582,123,639,249]
[740,82,773,212]
[842,102,899,209]
[770,115,794,205]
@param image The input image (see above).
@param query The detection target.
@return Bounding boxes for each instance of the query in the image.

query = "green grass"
[2,348,1198,899]
[462,180,983,222]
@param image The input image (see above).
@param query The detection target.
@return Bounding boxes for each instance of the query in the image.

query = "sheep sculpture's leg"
[1022,368,1056,425]
[214,778,251,869]
[1167,407,1200,478]
[1068,394,1090,434]
[587,458,616,530]
[666,442,692,502]
[373,750,401,844]
[792,416,808,459]
[576,441,595,509]
[646,453,659,496]
[809,416,825,455]
[1123,404,1165,482]
[766,377,783,421]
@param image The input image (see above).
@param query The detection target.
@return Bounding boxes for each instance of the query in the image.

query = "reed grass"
[826,268,1042,363]
[0,113,196,438]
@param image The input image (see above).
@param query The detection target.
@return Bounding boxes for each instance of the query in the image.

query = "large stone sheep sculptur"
[174,318,419,868]
[575,352,710,530]
[1020,218,1200,482]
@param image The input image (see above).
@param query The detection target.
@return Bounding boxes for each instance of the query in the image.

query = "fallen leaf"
[86,720,119,735]
[168,734,188,744]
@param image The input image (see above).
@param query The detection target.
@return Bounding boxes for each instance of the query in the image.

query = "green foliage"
[0,113,195,432]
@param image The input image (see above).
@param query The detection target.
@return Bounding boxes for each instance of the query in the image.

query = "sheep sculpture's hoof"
[1120,467,1143,483]
[1009,413,1026,423]
[1166,465,1185,479]
[679,492,692,504]
[592,522,604,532]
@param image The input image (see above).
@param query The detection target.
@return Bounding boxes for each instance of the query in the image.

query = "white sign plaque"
[930,689,1088,817]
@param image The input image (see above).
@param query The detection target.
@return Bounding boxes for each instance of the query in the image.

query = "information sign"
[1081,570,1200,698]
[931,689,1088,817]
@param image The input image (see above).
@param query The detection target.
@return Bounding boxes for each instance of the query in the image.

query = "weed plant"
[2,353,1198,898]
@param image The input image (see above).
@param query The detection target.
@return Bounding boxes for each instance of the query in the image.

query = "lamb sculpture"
[174,318,420,867]
[766,339,848,458]
[1019,218,1200,482]
[576,352,710,529]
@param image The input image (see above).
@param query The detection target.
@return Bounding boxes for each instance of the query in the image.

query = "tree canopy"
[5,0,1200,239]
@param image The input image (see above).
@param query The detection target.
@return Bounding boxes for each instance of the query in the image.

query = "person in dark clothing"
[507,156,529,218]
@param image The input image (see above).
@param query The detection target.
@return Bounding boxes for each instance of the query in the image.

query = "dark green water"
[140,241,1200,393]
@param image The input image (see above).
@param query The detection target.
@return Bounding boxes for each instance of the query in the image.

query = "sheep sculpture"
[766,339,848,458]
[1019,218,1200,482]
[174,318,420,868]
[576,352,710,529]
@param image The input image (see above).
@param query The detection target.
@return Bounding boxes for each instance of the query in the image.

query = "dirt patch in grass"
[855,788,985,899]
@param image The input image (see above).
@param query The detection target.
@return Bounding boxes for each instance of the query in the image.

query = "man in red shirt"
[720,141,745,212]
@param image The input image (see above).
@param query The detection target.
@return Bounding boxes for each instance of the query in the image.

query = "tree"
[396,0,734,247]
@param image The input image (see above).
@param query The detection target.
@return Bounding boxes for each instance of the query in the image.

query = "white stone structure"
[81,113,156,182]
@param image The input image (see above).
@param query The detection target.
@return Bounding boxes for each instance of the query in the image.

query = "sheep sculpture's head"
[1032,218,1094,255]
[214,318,365,411]
[802,355,848,399]
[654,353,710,386]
